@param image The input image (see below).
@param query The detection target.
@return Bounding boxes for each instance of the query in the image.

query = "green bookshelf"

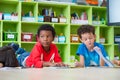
[114,27,120,59]
[0,21,1,46]
[92,6,107,26]
[21,1,37,22]
[0,0,119,64]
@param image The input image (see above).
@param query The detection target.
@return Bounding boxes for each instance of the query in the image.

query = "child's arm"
[43,62,68,67]
[112,60,120,66]
[100,57,105,66]
[42,62,56,67]
[26,45,43,68]
[75,55,84,67]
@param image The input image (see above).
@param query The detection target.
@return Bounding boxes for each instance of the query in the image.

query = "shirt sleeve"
[76,44,84,56]
[26,44,43,68]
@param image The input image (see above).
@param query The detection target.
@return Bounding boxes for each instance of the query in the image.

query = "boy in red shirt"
[25,24,66,68]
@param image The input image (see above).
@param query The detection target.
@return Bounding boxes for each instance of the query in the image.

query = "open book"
[93,46,114,68]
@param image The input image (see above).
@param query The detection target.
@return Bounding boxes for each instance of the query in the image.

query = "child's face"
[0,63,3,67]
[38,30,54,48]
[80,33,96,49]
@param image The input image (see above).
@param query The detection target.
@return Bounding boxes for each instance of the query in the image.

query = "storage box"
[92,21,101,25]
[38,16,44,22]
[44,16,51,22]
[11,16,18,21]
[21,32,33,42]
[3,32,17,41]
[51,17,58,23]
[58,36,66,43]
[22,17,35,22]
[114,36,120,44]
[3,13,11,20]
[92,21,106,25]
[100,38,105,44]
[59,17,67,23]
[70,34,80,43]
[71,19,88,24]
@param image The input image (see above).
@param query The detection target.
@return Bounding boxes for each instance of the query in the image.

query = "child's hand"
[113,60,120,66]
[49,59,54,63]
[116,60,120,66]
[43,62,69,67]
[42,62,56,67]
[75,61,84,67]
[54,62,69,67]
[0,63,3,68]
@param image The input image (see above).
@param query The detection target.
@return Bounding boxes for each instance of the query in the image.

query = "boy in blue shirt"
[76,25,111,67]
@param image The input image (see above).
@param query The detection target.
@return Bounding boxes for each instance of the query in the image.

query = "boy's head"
[77,25,95,38]
[37,24,56,38]
[77,25,96,49]
[37,24,56,48]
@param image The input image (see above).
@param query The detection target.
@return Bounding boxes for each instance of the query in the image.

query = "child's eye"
[40,36,44,38]
[47,35,52,38]
[89,38,93,39]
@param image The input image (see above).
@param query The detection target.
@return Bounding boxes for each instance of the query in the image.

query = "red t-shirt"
[26,42,62,68]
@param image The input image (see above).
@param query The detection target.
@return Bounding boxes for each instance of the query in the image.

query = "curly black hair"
[37,24,56,38]
[77,25,95,38]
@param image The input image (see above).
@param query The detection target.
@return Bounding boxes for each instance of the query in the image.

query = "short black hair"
[37,24,56,38]
[77,25,95,38]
